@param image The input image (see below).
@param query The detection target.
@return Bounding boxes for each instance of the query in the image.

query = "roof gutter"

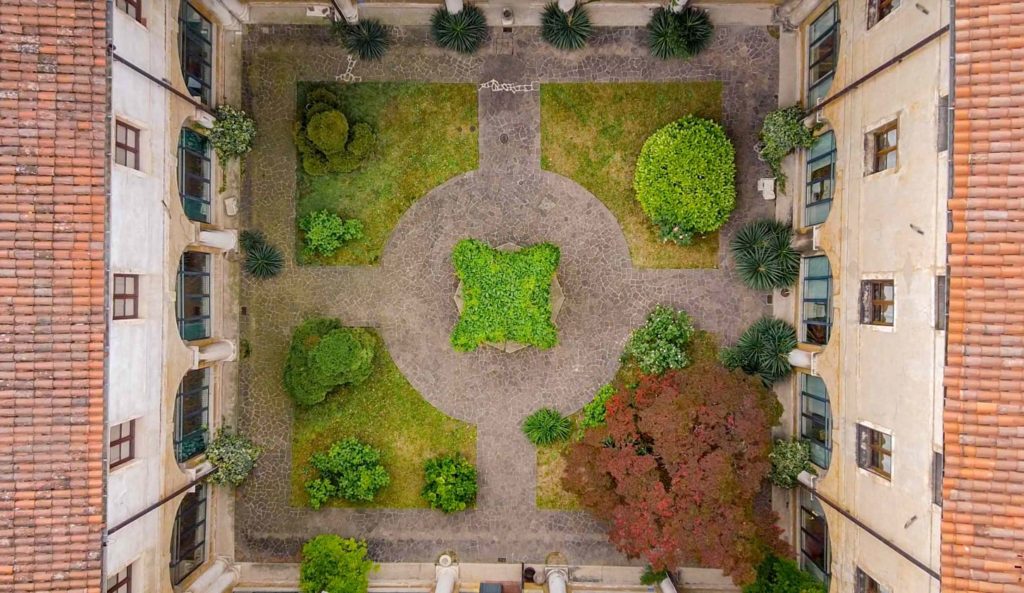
[109,51,216,116]
[106,469,214,537]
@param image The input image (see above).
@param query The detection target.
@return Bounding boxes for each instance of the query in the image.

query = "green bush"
[306,110,350,155]
[205,427,262,487]
[333,19,391,61]
[450,239,561,351]
[640,565,669,586]
[625,306,695,375]
[581,384,615,429]
[300,534,377,593]
[298,210,364,258]
[431,4,488,54]
[240,231,284,279]
[421,453,478,513]
[759,106,818,191]
[305,438,390,508]
[633,116,736,244]
[720,317,797,385]
[294,85,376,178]
[646,6,714,60]
[769,439,812,489]
[210,105,257,160]
[283,318,376,407]
[731,220,799,291]
[523,408,571,445]
[743,555,826,593]
[541,2,593,50]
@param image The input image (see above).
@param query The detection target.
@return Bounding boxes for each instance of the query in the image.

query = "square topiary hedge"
[450,239,561,351]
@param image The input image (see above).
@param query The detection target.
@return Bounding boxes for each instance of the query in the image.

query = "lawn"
[540,82,724,269]
[296,82,479,265]
[291,331,477,508]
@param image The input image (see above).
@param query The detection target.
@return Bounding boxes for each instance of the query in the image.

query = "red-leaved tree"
[563,345,786,585]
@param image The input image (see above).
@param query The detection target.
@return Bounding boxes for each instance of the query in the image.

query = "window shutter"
[859,281,873,324]
[857,424,870,468]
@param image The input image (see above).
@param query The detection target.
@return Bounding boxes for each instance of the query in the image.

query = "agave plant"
[522,408,572,445]
[731,219,799,291]
[334,19,391,61]
[541,2,593,51]
[646,6,714,59]
[239,229,266,252]
[431,4,488,54]
[721,317,798,384]
[244,240,284,279]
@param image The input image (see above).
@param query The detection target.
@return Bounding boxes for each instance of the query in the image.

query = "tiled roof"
[0,1,107,592]
[944,1,1024,592]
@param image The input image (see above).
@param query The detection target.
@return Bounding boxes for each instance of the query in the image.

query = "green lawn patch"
[296,82,479,265]
[291,330,477,508]
[540,82,724,269]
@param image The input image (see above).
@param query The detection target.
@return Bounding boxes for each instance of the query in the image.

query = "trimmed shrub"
[640,565,670,586]
[646,6,714,60]
[421,453,478,513]
[731,220,799,291]
[720,317,798,385]
[298,210,364,258]
[294,85,375,178]
[743,555,826,593]
[769,439,812,489]
[523,408,572,445]
[210,105,257,160]
[334,19,391,61]
[633,116,736,244]
[283,318,376,407]
[300,534,377,593]
[759,106,818,191]
[306,110,350,155]
[431,4,488,54]
[305,438,390,508]
[581,384,615,429]
[205,427,262,487]
[625,306,695,375]
[541,2,593,50]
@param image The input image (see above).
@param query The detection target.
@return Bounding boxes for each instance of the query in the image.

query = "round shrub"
[293,86,376,178]
[522,408,571,445]
[334,19,391,61]
[243,239,284,279]
[625,305,695,375]
[210,105,257,160]
[731,219,799,291]
[205,427,262,487]
[759,105,817,191]
[421,453,478,513]
[646,6,714,60]
[720,317,797,385]
[298,210,365,258]
[283,318,376,407]
[581,384,615,429]
[305,438,390,508]
[541,2,593,51]
[306,110,350,155]
[346,123,375,159]
[769,438,812,489]
[633,116,736,244]
[744,554,826,593]
[300,535,376,593]
[431,5,488,54]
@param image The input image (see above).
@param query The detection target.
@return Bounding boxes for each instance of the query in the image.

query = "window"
[115,0,142,23]
[106,564,132,593]
[108,420,135,469]
[178,128,212,222]
[860,280,894,326]
[112,274,139,320]
[175,368,210,463]
[177,251,211,341]
[935,275,948,330]
[805,131,836,226]
[114,121,140,170]
[867,0,900,28]
[180,2,213,105]
[855,567,888,593]
[933,451,944,506]
[800,489,830,585]
[800,374,832,468]
[170,484,207,585]
[868,121,898,173]
[857,424,893,479]
[801,256,832,345]
[808,3,839,105]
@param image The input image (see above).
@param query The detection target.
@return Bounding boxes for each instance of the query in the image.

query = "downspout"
[100,1,114,590]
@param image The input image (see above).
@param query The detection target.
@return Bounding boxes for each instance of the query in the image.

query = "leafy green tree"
[300,534,377,593]
[283,318,375,407]
[625,306,695,375]
[422,454,478,513]
[305,438,390,508]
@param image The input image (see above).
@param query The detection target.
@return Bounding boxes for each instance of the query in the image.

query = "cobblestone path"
[236,24,779,564]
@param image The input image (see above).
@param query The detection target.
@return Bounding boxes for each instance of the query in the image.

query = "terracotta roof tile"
[0,1,106,592]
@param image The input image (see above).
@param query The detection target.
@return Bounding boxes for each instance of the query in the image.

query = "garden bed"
[290,330,477,508]
[540,82,723,269]
[296,82,479,265]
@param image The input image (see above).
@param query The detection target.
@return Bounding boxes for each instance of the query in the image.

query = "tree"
[563,338,785,585]
[300,534,376,593]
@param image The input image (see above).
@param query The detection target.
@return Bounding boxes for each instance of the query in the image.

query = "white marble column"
[185,558,239,593]
[336,0,359,24]
[197,229,238,252]
[775,0,827,30]
[191,339,237,368]
[445,0,464,14]
[558,0,576,13]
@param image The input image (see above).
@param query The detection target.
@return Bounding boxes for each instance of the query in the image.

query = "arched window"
[807,3,839,105]
[170,484,208,585]
[799,489,830,585]
[179,1,212,105]
[174,368,210,463]
[177,251,211,341]
[178,128,211,222]
[801,255,832,345]
[804,130,835,227]
[799,374,831,468]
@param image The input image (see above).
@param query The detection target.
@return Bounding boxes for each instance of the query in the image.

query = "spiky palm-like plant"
[431,4,488,54]
[334,19,391,61]
[244,240,284,279]
[646,6,714,59]
[541,2,593,51]
[721,317,798,385]
[239,229,266,252]
[647,8,681,60]
[522,408,572,445]
[731,219,799,291]
[676,6,714,56]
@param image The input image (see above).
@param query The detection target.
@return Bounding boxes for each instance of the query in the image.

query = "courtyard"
[236,21,779,566]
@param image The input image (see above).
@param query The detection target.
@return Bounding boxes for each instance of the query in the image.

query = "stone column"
[185,558,239,593]
[659,577,678,593]
[774,0,826,30]
[558,0,575,13]
[336,0,359,24]
[191,340,237,368]
[788,348,814,371]
[445,0,464,14]
[197,229,238,252]
[546,568,569,593]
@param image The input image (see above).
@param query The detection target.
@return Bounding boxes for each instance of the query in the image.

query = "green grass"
[291,331,477,508]
[296,82,479,265]
[540,82,724,269]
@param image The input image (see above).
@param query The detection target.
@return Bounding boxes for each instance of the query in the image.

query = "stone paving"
[236,23,779,564]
